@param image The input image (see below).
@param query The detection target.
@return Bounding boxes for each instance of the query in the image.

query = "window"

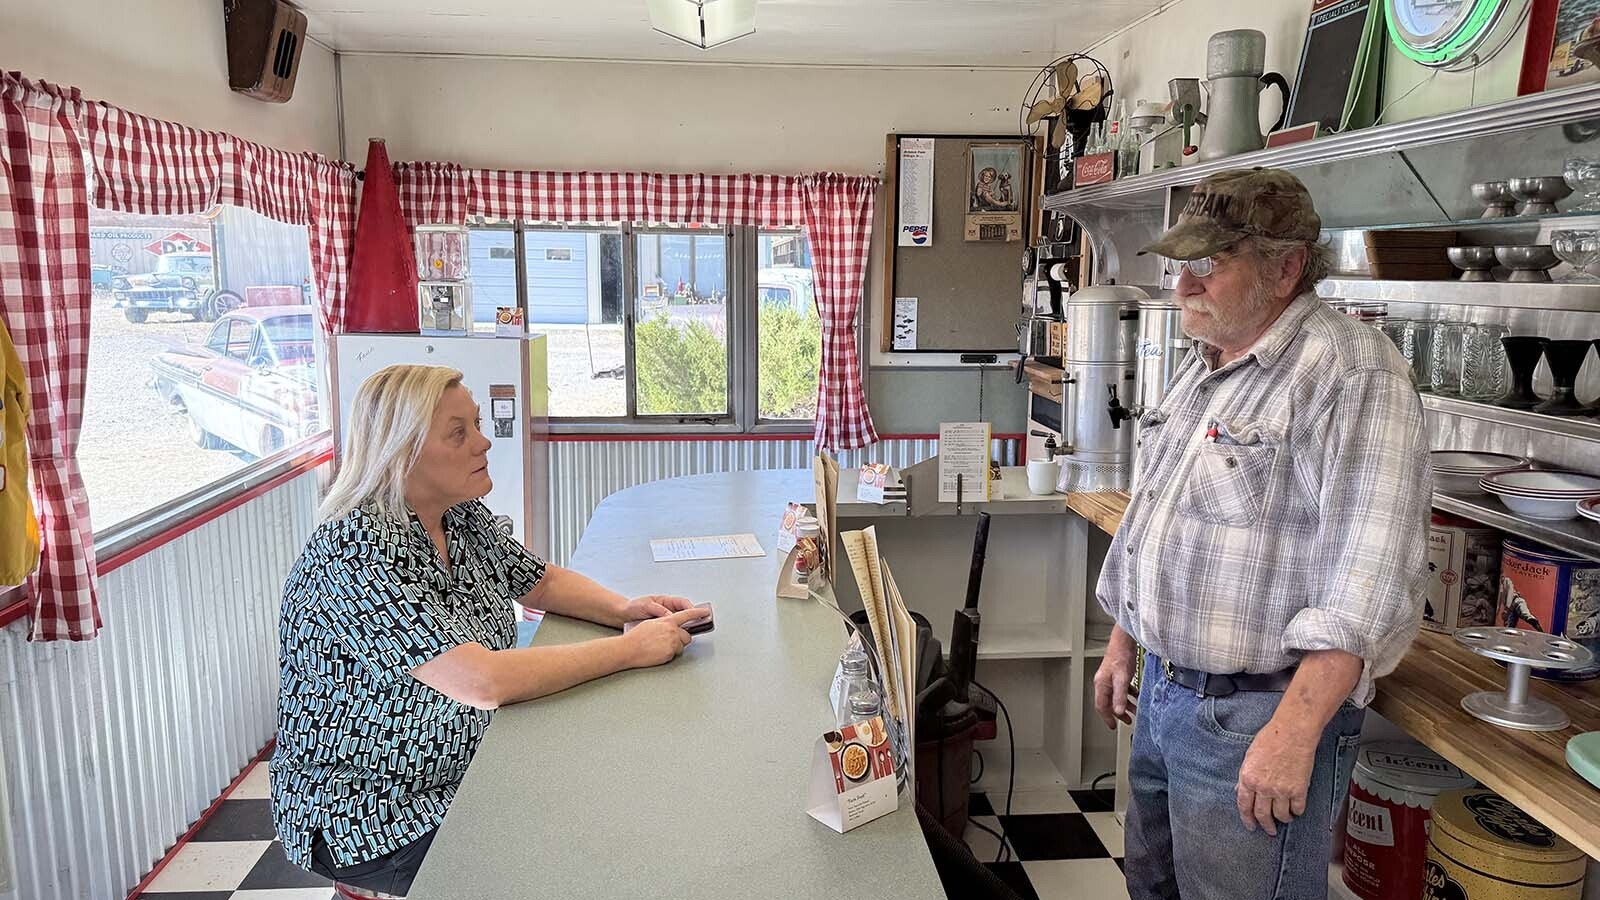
[756,230,820,422]
[633,228,730,417]
[82,205,328,532]
[466,222,824,429]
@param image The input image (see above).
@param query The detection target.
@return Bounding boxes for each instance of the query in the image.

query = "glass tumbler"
[1402,319,1436,390]
[1460,323,1510,401]
[1430,322,1468,397]
[1380,317,1411,351]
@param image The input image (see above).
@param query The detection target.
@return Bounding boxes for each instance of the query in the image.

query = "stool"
[334,883,405,900]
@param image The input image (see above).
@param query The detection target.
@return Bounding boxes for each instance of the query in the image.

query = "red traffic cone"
[344,138,419,333]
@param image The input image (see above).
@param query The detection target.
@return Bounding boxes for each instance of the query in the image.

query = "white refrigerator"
[331,333,550,558]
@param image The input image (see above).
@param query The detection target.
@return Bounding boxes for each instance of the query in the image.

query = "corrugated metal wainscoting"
[547,435,1020,566]
[0,468,321,900]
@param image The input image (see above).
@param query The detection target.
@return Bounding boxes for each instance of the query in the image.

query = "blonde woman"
[271,364,705,899]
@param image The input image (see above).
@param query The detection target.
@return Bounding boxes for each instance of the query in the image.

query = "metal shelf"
[1318,278,1600,312]
[1041,83,1600,216]
[1422,393,1600,442]
[1433,490,1600,561]
[1350,209,1600,233]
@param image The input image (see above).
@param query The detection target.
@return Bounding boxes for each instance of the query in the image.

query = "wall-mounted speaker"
[224,0,308,104]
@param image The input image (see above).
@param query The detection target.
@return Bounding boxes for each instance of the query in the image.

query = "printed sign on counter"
[807,716,898,833]
[938,422,992,503]
[857,464,893,504]
[649,533,765,562]
[776,502,808,555]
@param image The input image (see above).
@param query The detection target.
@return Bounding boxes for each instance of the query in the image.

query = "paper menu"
[649,533,765,562]
[938,422,992,503]
[807,715,898,834]
[813,452,840,584]
[839,527,915,780]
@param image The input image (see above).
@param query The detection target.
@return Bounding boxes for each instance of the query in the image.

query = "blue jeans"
[1124,653,1364,900]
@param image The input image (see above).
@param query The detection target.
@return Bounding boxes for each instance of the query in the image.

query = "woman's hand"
[621,607,706,668]
[621,594,697,622]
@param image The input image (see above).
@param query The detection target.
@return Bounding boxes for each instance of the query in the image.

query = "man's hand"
[1235,718,1319,836]
[620,594,697,622]
[1093,626,1137,730]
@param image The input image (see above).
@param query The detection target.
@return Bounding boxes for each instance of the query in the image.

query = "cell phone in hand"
[623,603,713,635]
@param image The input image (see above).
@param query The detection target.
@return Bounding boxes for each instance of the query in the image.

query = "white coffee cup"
[1026,458,1059,495]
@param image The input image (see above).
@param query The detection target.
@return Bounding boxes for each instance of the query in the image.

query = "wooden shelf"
[1064,489,1600,859]
[1011,359,1065,402]
[1369,630,1600,860]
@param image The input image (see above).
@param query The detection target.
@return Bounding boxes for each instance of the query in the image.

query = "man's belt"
[1161,659,1297,697]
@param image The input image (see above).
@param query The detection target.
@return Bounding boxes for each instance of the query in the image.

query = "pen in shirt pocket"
[1205,421,1218,443]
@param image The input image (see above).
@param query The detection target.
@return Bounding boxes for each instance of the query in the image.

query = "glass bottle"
[832,649,877,729]
[846,684,884,727]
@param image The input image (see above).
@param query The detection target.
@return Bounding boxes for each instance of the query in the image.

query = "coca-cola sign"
[1073,152,1116,188]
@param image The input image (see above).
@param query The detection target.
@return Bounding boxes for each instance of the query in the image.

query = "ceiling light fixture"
[646,0,756,50]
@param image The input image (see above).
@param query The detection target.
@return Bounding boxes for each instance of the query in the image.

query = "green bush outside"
[633,306,820,419]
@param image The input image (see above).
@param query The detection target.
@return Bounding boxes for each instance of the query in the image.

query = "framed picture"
[965,142,1024,242]
[1545,0,1600,92]
[967,143,1022,214]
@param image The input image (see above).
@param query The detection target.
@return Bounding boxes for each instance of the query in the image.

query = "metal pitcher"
[1198,29,1289,162]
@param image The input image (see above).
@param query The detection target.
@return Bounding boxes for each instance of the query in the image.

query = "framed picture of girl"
[965,142,1025,241]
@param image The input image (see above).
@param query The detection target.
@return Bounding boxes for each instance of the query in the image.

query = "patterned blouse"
[271,500,546,870]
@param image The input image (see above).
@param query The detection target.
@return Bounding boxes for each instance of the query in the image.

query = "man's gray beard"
[1181,271,1278,348]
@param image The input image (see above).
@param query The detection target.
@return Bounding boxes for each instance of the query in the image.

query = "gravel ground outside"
[78,291,253,532]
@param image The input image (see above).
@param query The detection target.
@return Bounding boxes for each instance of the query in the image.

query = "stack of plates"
[1431,450,1530,493]
[1479,470,1600,520]
[1580,496,1599,525]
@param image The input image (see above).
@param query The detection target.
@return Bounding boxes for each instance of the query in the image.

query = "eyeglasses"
[1162,255,1220,278]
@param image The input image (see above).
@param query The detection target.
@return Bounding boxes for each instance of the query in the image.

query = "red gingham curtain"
[392,164,878,448]
[0,72,359,640]
[82,96,357,332]
[801,173,878,450]
[0,75,99,640]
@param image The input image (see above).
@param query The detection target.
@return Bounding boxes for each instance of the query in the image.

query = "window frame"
[746,226,819,433]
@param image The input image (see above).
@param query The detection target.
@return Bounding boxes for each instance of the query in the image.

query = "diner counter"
[1069,490,1600,860]
[407,470,944,900]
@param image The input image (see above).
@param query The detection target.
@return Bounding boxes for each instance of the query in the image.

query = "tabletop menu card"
[649,533,765,562]
[806,715,898,833]
[938,422,991,503]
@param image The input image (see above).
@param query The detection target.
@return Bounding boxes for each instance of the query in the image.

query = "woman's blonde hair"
[319,364,464,523]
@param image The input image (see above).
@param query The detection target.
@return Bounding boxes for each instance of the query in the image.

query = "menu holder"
[806,716,898,833]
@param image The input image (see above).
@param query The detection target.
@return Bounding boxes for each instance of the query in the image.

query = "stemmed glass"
[1565,158,1600,211]
[1551,230,1600,283]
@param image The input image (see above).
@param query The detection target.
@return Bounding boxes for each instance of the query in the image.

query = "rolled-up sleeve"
[1282,367,1432,705]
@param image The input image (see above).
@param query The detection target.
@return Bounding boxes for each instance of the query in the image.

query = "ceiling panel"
[294,0,1162,66]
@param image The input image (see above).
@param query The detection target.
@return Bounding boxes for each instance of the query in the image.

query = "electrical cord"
[971,749,985,785]
[1091,771,1116,793]
[972,679,1015,864]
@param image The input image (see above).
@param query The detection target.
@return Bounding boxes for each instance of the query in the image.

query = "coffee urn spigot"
[1106,384,1133,429]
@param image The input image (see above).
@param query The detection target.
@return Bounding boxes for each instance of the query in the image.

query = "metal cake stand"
[1454,627,1594,731]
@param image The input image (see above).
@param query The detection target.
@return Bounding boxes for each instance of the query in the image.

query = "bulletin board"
[881,134,1043,354]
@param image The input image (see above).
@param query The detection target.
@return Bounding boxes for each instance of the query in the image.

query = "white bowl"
[1432,450,1529,471]
[1484,488,1587,520]
[1436,471,1507,493]
[1580,497,1600,524]
[1483,469,1600,495]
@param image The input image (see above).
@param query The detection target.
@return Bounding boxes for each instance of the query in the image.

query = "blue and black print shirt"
[270,499,545,870]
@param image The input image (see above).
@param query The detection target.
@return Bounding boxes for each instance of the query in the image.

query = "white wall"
[340,54,1041,384]
[0,0,342,157]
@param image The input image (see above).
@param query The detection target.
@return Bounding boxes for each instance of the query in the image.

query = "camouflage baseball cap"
[1139,168,1321,260]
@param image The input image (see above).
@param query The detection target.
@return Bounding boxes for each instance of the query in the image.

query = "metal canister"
[1425,789,1586,899]
[1342,740,1475,900]
[1499,539,1600,681]
[1131,298,1188,474]
[1058,284,1144,492]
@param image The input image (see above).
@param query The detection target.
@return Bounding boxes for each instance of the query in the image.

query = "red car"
[150,306,322,459]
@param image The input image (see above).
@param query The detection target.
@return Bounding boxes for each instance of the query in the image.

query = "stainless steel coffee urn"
[1056,284,1144,493]
[1197,29,1289,162]
[1132,298,1191,471]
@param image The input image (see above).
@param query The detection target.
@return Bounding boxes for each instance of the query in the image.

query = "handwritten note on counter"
[649,533,766,563]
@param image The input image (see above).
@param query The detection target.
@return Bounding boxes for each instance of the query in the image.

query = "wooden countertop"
[1066,489,1600,860]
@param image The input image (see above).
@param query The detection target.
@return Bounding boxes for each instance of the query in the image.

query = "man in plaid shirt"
[1093,169,1431,900]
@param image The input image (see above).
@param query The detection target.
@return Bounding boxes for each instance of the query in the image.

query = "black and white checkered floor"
[965,788,1128,900]
[134,762,1125,900]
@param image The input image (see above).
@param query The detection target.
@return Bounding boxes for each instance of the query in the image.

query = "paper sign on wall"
[938,422,992,503]
[897,138,935,247]
[806,716,898,833]
[892,298,918,350]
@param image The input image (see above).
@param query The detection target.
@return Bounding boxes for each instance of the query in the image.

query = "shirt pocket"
[1177,421,1279,528]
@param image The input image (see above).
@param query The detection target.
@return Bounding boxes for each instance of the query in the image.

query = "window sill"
[0,434,334,630]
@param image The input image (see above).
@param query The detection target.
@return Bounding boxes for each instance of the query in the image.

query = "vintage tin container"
[1499,539,1600,680]
[1424,512,1502,633]
[1343,740,1476,900]
[1424,789,1586,899]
